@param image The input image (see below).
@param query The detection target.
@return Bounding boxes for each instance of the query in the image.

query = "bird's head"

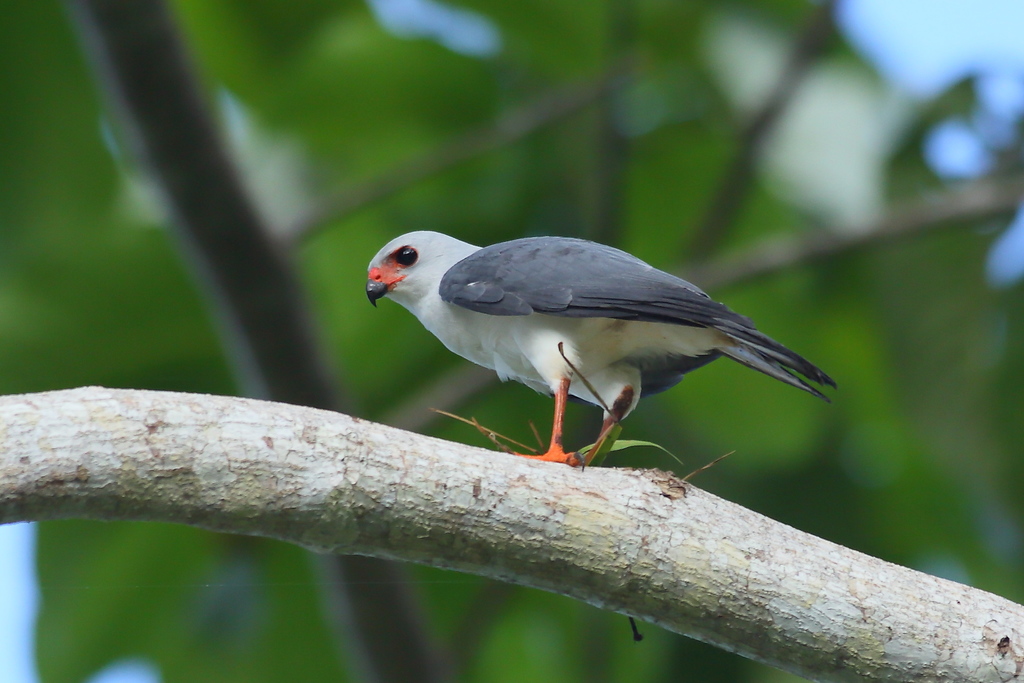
[366,231,479,311]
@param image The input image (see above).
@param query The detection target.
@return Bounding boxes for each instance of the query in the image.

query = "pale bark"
[1,387,1021,683]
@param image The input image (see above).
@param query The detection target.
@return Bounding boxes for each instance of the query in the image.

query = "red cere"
[369,264,405,290]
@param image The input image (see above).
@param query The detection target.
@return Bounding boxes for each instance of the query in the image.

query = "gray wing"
[438,236,835,398]
[439,236,740,328]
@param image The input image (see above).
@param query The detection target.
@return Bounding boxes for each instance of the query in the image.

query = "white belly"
[413,297,724,415]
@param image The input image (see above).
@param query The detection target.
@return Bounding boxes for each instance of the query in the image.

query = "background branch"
[381,363,496,433]
[687,0,838,259]
[685,175,1024,291]
[66,1,448,680]
[290,67,629,243]
[2,387,1021,683]
[586,0,635,246]
[67,0,343,410]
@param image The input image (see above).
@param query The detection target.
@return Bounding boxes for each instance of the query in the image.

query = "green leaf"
[604,439,680,457]
[579,425,682,468]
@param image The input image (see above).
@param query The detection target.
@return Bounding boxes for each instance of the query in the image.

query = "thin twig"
[557,342,611,413]
[431,410,539,454]
[683,451,734,484]
[687,0,838,259]
[629,617,645,642]
[289,66,632,243]
[528,421,544,451]
[473,419,517,454]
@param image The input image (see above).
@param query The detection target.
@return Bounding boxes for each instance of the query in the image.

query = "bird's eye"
[394,246,418,266]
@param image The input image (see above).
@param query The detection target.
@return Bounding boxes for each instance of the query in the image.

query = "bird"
[366,231,834,466]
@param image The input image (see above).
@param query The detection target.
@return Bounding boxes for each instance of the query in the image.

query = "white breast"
[405,289,724,416]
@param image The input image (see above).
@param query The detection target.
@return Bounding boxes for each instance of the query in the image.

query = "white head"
[366,231,480,313]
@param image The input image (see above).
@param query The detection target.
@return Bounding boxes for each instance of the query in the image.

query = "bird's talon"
[511,443,583,466]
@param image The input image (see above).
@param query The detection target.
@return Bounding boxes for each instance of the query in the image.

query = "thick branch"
[2,387,1021,683]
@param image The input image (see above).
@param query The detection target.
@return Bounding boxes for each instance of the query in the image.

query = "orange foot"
[514,446,584,467]
[512,376,584,467]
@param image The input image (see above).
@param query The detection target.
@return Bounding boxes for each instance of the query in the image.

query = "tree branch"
[586,0,634,246]
[66,2,447,680]
[67,0,344,410]
[687,0,838,260]
[288,68,629,243]
[684,175,1024,291]
[3,387,1021,683]
[380,363,496,433]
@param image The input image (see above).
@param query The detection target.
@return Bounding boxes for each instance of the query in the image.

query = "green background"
[3,1,1022,681]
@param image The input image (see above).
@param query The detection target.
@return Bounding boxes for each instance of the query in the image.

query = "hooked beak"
[366,265,403,306]
[366,279,388,306]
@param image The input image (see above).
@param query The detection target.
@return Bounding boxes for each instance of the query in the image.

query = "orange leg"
[514,377,584,466]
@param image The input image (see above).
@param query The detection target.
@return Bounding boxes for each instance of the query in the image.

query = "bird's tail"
[718,330,836,401]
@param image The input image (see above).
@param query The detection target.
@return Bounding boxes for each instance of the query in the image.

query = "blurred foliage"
[3,0,1023,682]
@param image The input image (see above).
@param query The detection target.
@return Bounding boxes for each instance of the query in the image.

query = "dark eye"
[394,246,418,266]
